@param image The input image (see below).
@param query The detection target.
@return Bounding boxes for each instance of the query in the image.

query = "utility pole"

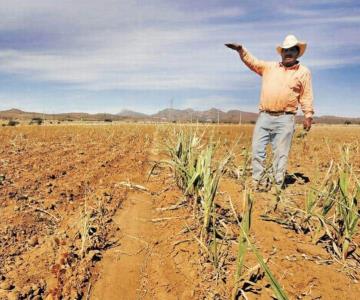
[217,110,220,125]
[239,111,242,125]
[168,98,174,122]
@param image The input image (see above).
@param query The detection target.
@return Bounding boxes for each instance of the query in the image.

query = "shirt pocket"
[287,76,302,94]
[286,76,302,106]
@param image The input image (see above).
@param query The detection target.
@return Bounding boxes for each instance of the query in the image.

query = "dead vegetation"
[149,128,292,299]
[261,144,360,280]
[0,124,359,299]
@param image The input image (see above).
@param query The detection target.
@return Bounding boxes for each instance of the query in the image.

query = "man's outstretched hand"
[225,43,242,51]
[303,117,313,131]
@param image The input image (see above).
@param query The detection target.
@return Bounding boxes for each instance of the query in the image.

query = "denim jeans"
[252,112,295,184]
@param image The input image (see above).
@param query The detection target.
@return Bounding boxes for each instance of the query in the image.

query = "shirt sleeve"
[299,70,314,118]
[239,47,268,76]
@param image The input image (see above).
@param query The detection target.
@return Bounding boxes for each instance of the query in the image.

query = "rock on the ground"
[0,281,14,290]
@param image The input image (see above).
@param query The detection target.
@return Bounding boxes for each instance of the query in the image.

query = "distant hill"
[117,109,149,119]
[0,108,43,120]
[152,108,197,121]
[151,108,258,123]
[313,115,360,124]
[0,109,124,121]
[0,108,359,124]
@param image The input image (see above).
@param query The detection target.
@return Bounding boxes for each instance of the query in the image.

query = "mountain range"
[0,108,359,124]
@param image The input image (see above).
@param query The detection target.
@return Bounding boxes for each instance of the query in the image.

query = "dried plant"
[230,193,289,300]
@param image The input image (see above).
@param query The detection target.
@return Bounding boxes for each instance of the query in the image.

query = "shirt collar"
[279,61,300,70]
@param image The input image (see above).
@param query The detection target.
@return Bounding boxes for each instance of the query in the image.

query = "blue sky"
[0,0,359,117]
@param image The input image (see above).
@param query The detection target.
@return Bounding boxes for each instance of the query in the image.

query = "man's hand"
[225,43,242,51]
[303,117,313,131]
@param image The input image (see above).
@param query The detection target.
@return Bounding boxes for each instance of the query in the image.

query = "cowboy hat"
[276,34,307,57]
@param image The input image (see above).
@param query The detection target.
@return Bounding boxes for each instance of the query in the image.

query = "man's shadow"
[284,172,310,186]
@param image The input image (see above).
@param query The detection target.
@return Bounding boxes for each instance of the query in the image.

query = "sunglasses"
[283,46,300,53]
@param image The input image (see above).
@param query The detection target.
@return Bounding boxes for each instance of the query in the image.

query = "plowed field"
[0,124,359,300]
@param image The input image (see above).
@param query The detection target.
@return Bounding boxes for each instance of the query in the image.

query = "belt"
[262,111,296,116]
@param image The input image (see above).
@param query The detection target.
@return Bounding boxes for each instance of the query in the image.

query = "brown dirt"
[0,124,359,300]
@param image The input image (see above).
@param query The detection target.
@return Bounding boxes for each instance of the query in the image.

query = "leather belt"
[262,111,296,116]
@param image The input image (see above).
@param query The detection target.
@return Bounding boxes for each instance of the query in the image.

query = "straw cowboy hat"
[276,34,307,57]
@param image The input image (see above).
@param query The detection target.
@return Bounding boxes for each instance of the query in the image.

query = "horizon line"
[0,107,359,119]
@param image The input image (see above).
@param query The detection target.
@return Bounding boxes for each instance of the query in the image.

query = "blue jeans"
[252,112,295,184]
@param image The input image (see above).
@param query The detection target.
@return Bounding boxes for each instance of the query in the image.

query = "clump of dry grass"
[226,147,251,186]
[74,191,119,259]
[150,128,232,232]
[188,143,232,232]
[165,128,204,192]
[261,144,360,263]
[152,129,234,276]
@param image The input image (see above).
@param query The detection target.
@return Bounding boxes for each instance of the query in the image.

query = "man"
[225,34,314,191]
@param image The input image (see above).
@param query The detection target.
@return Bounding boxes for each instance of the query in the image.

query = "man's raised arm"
[225,43,268,76]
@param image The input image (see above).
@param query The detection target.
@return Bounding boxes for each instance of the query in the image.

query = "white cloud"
[0,45,259,91]
[0,0,359,107]
[0,0,246,31]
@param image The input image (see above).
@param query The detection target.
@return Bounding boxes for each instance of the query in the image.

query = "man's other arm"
[300,70,314,131]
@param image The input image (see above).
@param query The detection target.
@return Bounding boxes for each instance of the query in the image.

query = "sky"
[0,0,359,117]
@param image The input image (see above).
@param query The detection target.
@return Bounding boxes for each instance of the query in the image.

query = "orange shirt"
[239,47,314,118]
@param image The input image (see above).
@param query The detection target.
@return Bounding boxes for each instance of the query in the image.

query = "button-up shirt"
[239,47,314,118]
